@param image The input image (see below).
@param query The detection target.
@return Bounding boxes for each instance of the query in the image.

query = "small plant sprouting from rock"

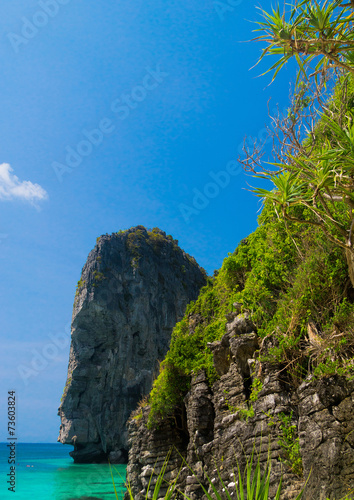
[238,405,255,421]
[132,410,143,421]
[266,410,303,476]
[76,279,85,289]
[225,377,262,420]
[250,376,263,402]
[61,377,72,402]
[93,270,106,283]
[75,279,86,298]
[278,411,303,477]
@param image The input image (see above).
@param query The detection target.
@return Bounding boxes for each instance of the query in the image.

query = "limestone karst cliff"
[58,226,206,463]
[126,312,354,500]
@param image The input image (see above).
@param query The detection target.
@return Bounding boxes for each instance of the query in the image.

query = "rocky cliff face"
[126,312,354,500]
[58,227,206,463]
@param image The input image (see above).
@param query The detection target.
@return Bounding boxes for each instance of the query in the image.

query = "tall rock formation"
[58,226,206,463]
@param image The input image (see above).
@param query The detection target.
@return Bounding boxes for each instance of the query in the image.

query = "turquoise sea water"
[0,443,126,499]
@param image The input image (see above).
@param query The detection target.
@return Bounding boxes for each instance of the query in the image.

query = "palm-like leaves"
[253,171,309,206]
[253,0,354,81]
[249,1,354,284]
[319,115,354,201]
[321,113,354,160]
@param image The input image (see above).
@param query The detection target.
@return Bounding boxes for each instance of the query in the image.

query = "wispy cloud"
[0,163,48,204]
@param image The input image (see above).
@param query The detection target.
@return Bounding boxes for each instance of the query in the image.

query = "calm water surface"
[0,443,126,499]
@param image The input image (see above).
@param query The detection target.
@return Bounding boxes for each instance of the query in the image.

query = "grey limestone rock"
[126,311,354,500]
[58,226,206,463]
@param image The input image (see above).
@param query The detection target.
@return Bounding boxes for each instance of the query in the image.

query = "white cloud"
[0,163,48,204]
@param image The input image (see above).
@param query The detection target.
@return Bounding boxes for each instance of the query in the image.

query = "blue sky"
[0,0,296,443]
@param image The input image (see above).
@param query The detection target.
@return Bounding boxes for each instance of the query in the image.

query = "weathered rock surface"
[126,312,354,500]
[58,226,206,463]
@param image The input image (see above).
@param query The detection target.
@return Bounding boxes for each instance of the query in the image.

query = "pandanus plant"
[253,0,354,82]
[248,0,354,287]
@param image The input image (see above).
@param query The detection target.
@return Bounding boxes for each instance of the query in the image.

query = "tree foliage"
[247,0,354,286]
[254,0,354,81]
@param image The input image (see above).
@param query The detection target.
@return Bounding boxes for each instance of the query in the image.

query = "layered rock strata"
[126,312,354,500]
[58,227,206,463]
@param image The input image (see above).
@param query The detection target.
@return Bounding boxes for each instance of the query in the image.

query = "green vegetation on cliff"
[148,197,354,426]
[148,32,354,427]
[250,1,354,287]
